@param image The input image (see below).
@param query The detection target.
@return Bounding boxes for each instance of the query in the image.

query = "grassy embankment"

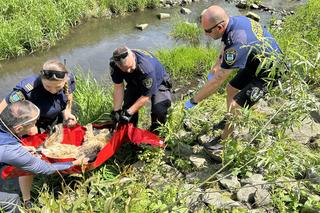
[0,0,160,60]
[26,0,320,212]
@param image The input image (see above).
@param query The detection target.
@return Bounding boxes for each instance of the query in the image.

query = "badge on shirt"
[9,91,25,103]
[143,78,153,89]
[224,48,237,66]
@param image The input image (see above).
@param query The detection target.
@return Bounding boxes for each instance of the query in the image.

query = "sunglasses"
[113,51,129,62]
[16,107,40,127]
[204,20,224,33]
[40,70,67,80]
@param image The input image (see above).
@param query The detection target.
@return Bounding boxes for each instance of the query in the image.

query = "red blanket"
[1,124,164,179]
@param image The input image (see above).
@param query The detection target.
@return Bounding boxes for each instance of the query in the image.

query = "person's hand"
[184,99,197,110]
[72,156,89,166]
[63,112,77,127]
[111,110,121,130]
[119,109,132,124]
[207,73,214,81]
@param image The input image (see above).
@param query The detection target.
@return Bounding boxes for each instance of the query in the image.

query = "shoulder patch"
[224,48,237,66]
[143,78,153,89]
[24,83,34,92]
[9,91,25,103]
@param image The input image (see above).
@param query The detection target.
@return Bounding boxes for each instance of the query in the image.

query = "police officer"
[185,5,282,145]
[0,59,77,131]
[0,101,87,212]
[0,59,77,206]
[109,47,172,133]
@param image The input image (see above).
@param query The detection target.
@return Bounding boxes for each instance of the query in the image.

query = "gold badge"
[224,48,237,66]
[143,78,153,89]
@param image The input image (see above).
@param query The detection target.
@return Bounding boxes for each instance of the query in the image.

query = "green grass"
[170,21,203,46]
[155,46,218,82]
[73,70,113,125]
[0,0,161,60]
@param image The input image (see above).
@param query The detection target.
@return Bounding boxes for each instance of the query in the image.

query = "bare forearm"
[0,99,8,114]
[193,68,232,103]
[113,84,124,111]
[128,96,150,114]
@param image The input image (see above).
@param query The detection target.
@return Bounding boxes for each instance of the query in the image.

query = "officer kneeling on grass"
[0,100,88,212]
[185,5,283,150]
[109,47,172,134]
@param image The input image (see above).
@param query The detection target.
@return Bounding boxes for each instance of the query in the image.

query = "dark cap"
[112,47,129,64]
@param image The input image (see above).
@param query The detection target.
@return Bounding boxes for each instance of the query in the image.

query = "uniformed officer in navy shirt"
[0,101,87,212]
[185,5,282,144]
[0,59,78,207]
[109,47,172,133]
[0,59,77,131]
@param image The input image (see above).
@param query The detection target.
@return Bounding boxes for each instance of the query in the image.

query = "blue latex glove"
[184,99,196,110]
[207,73,214,81]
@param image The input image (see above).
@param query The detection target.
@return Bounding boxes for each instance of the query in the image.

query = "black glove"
[119,109,132,124]
[111,110,121,129]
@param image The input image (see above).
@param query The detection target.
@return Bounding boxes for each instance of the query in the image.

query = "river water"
[0,0,304,98]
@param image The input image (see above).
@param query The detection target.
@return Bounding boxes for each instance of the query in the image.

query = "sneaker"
[203,136,222,151]
[203,136,223,163]
[212,117,227,131]
[24,200,33,210]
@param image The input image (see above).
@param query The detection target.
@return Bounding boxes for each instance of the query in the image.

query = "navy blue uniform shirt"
[110,49,168,97]
[5,74,76,124]
[221,16,282,70]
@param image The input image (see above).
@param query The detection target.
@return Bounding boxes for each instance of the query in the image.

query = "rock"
[246,12,261,22]
[157,13,171,19]
[180,184,203,206]
[135,23,148,30]
[192,144,205,155]
[301,207,320,213]
[219,175,241,192]
[286,117,320,144]
[236,0,248,9]
[248,208,270,213]
[250,3,259,9]
[241,174,267,187]
[173,142,193,156]
[254,188,272,207]
[131,160,145,171]
[161,163,184,179]
[274,19,283,26]
[198,134,211,144]
[305,167,320,184]
[176,129,193,140]
[186,165,221,183]
[236,184,257,203]
[181,0,192,5]
[310,110,320,123]
[119,177,132,184]
[203,189,244,209]
[180,7,192,15]
[189,155,208,168]
[308,134,320,150]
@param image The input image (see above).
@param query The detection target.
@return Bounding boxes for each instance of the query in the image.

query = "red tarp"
[1,124,164,179]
